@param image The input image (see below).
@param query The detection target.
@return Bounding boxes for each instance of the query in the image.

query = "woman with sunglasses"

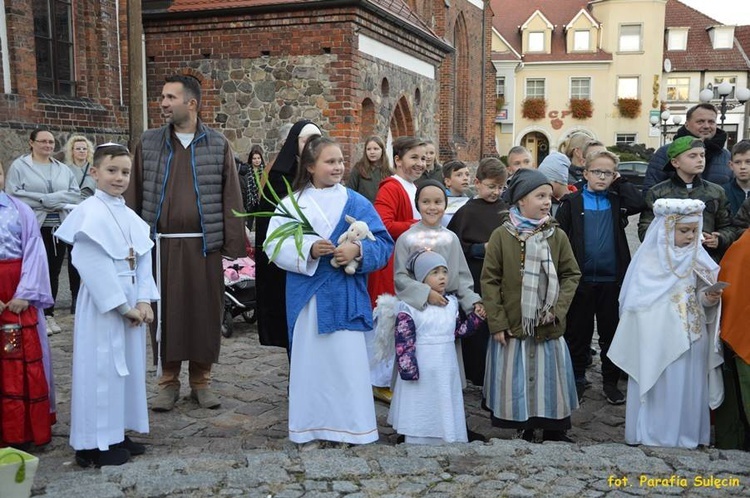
[6,128,80,334]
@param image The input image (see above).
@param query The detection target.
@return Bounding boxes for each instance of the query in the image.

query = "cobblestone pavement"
[23,219,750,497]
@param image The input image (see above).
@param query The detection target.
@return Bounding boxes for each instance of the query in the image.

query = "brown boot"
[190,388,221,409]
[151,385,180,412]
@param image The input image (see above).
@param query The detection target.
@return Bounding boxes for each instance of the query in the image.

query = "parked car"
[618,161,648,186]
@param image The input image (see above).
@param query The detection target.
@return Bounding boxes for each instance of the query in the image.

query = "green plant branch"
[234,168,321,261]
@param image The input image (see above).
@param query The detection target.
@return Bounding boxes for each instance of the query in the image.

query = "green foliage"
[607,143,655,162]
[234,169,320,261]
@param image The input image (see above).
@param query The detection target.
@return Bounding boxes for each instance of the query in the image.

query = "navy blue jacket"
[556,178,645,285]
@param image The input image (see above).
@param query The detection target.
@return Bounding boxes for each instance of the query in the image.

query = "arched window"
[389,96,414,139]
[453,13,469,140]
[361,98,376,139]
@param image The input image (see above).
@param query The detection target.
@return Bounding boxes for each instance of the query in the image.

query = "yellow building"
[491,0,669,162]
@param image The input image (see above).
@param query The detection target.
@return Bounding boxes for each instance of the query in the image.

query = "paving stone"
[301,452,371,479]
[331,480,360,493]
[377,456,443,476]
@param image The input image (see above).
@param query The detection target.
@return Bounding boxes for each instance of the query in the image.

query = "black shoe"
[110,436,146,456]
[75,448,131,468]
[396,434,405,444]
[604,384,626,405]
[542,430,574,443]
[467,428,486,442]
[575,378,589,402]
[521,429,535,442]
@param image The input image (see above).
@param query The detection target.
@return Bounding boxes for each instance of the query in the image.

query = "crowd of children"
[5,124,750,470]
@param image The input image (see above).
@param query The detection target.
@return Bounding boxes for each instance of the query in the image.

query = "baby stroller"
[221,245,257,338]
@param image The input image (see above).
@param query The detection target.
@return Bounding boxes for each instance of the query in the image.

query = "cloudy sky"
[679,0,750,25]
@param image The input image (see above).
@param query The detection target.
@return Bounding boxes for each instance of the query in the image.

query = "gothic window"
[453,14,469,140]
[33,0,75,96]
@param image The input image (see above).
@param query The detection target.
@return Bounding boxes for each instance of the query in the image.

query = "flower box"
[617,98,641,119]
[522,97,546,120]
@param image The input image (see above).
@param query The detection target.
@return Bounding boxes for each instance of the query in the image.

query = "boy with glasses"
[447,157,508,386]
[639,136,734,262]
[556,150,645,404]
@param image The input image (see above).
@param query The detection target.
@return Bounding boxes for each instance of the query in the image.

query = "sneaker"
[46,317,62,335]
[110,436,145,456]
[604,384,626,405]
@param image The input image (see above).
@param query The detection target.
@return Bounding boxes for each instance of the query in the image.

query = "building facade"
[660,0,750,150]
[491,0,749,161]
[0,0,130,167]
[142,0,497,166]
[491,0,667,162]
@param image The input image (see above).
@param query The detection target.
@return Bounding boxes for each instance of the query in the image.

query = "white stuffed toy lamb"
[331,215,375,274]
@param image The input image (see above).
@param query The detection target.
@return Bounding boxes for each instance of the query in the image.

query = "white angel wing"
[371,293,399,365]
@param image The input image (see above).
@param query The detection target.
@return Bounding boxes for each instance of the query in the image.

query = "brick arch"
[361,98,376,140]
[389,95,414,139]
[453,12,469,141]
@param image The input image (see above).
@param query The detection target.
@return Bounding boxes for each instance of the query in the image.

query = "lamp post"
[699,81,750,128]
[649,110,683,146]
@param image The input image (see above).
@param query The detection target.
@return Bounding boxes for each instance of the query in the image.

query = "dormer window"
[520,10,553,54]
[667,28,688,51]
[566,8,598,53]
[708,26,735,49]
[573,30,590,51]
[528,32,545,52]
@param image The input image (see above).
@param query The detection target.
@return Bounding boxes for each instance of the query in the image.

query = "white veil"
[619,198,718,314]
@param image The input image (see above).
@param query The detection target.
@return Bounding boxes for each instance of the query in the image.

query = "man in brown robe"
[126,74,245,411]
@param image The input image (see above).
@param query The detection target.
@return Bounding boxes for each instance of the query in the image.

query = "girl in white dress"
[388,250,485,444]
[264,137,393,448]
[608,198,724,448]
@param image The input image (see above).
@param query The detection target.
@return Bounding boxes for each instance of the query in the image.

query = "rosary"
[97,197,137,283]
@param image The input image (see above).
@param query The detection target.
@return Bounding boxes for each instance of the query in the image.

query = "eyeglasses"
[479,182,506,192]
[587,169,615,179]
[95,142,130,153]
[33,140,55,145]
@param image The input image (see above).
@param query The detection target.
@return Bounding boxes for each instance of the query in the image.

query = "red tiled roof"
[145,0,436,38]
[664,0,750,71]
[489,0,612,63]
[732,25,750,65]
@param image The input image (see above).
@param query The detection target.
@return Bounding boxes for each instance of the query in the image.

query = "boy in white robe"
[56,143,159,467]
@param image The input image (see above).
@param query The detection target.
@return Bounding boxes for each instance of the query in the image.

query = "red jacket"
[367,177,418,306]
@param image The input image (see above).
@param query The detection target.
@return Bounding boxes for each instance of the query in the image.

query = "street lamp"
[699,81,750,128]
[649,110,683,146]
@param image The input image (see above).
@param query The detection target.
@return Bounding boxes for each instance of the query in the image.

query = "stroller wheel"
[221,310,234,338]
[242,309,256,324]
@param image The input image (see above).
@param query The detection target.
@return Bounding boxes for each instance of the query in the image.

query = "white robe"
[388,297,468,444]
[266,184,378,444]
[609,276,722,448]
[56,190,159,450]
